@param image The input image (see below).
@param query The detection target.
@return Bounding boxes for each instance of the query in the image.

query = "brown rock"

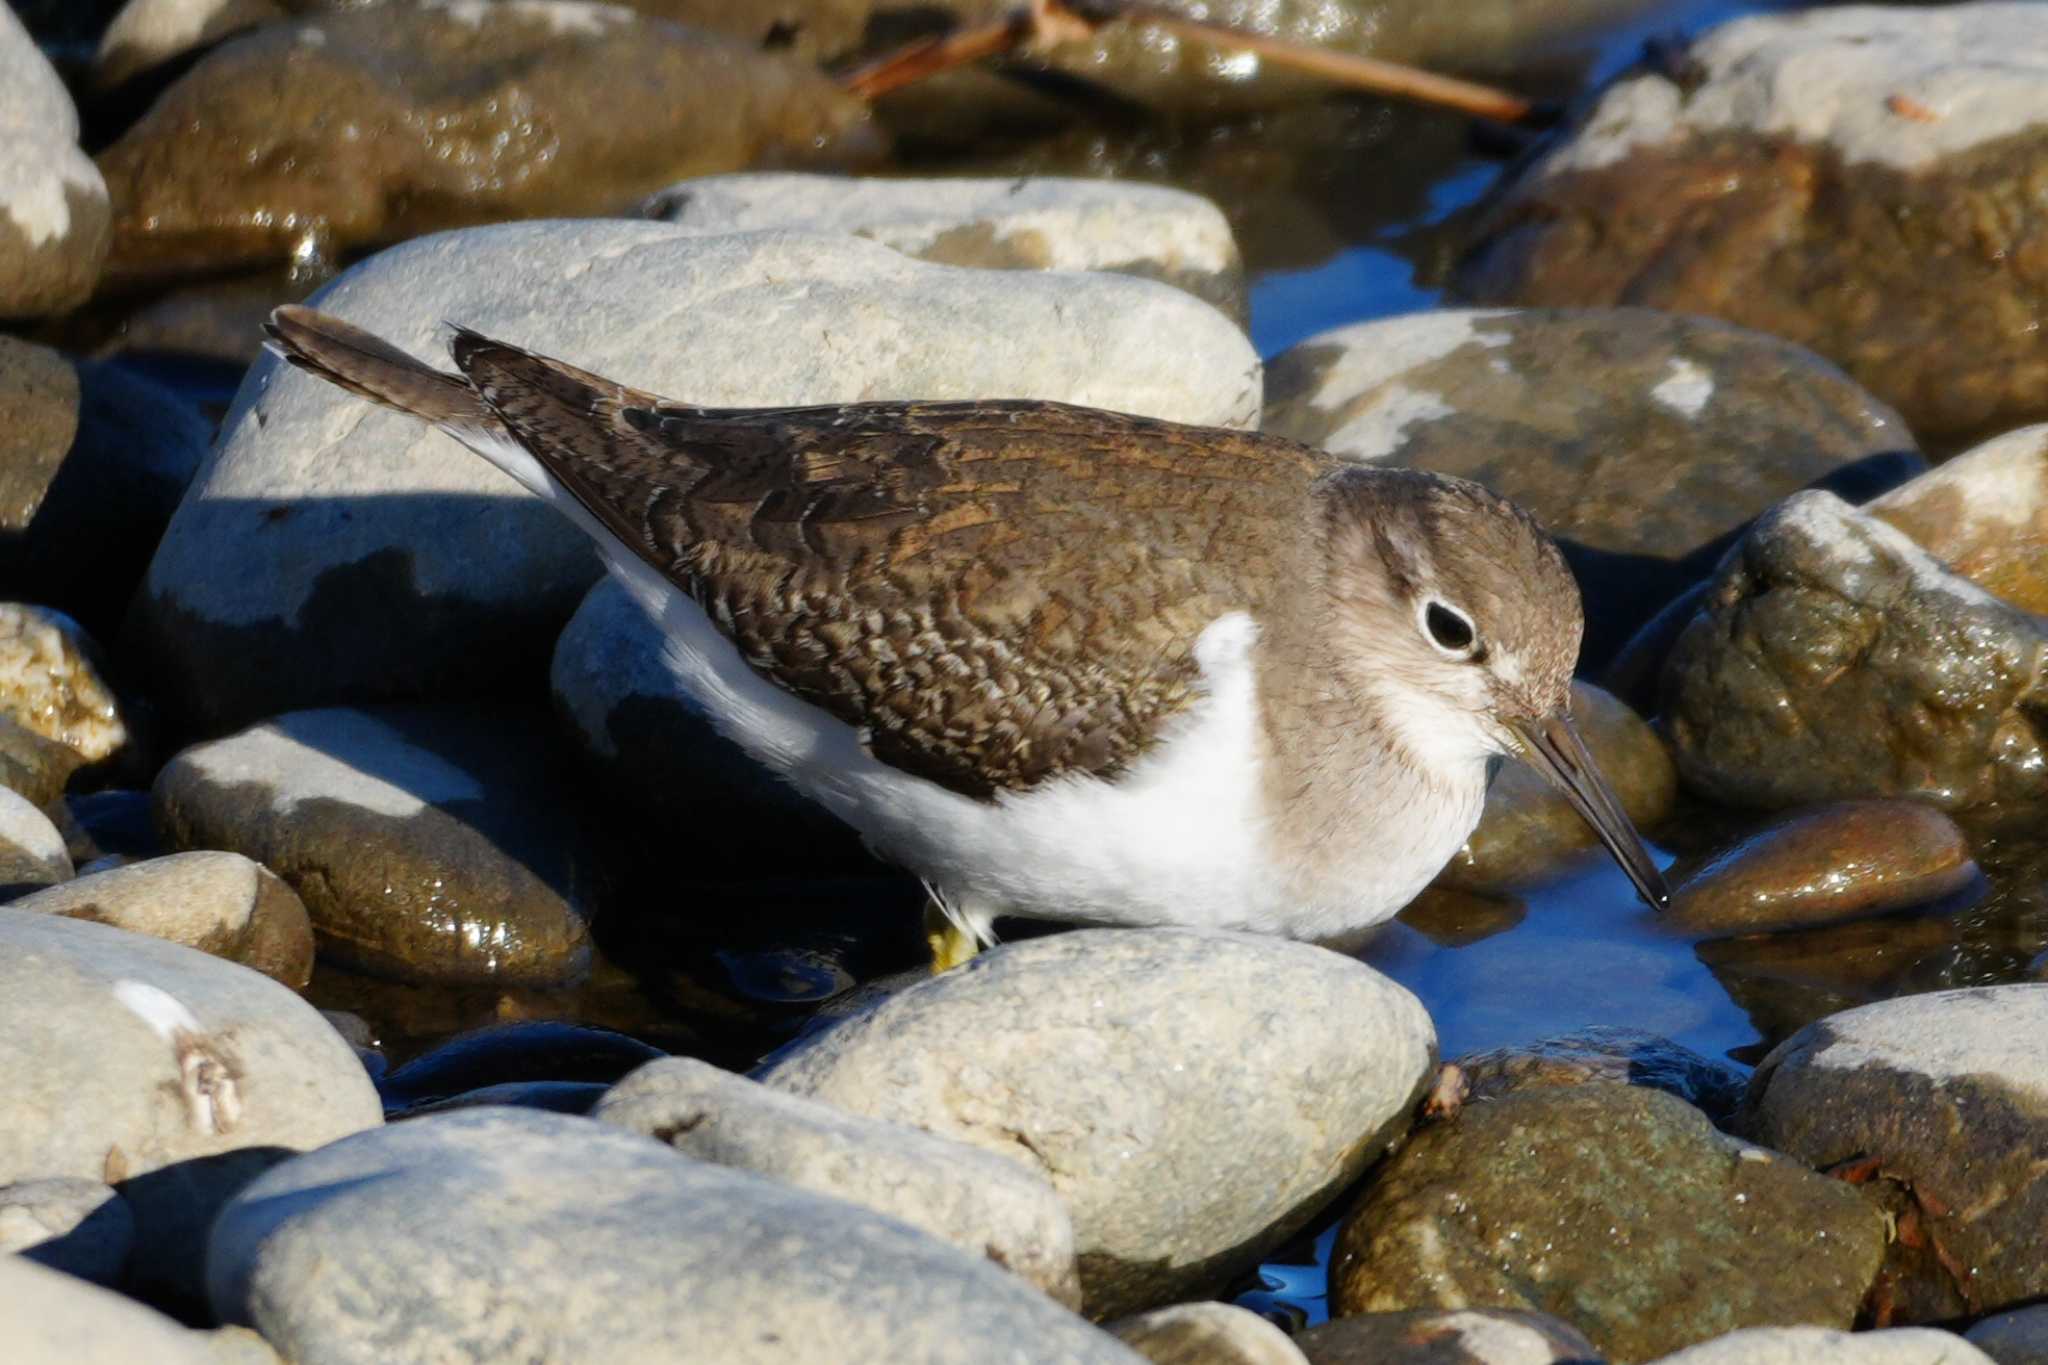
[1695,915,1961,1050]
[1661,492,2048,812]
[96,0,880,281]
[11,851,316,989]
[1455,7,2048,451]
[1453,1025,1748,1123]
[1440,681,1674,894]
[1742,985,2048,1323]
[1669,801,1977,937]
[1869,425,2048,613]
[1331,1086,1885,1363]
[0,606,128,767]
[0,716,82,807]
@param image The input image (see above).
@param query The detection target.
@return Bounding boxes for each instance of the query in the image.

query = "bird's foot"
[923,899,983,973]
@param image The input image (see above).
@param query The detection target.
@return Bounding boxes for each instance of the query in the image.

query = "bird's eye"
[1421,600,1479,658]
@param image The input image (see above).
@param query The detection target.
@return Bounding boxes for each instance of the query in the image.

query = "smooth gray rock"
[764,928,1436,1318]
[1968,1307,2048,1365]
[0,908,381,1300]
[13,852,316,989]
[0,1176,134,1283]
[0,1252,217,1365]
[207,1106,1144,1365]
[1109,1303,1309,1365]
[0,786,71,898]
[653,174,1245,320]
[135,221,1261,732]
[0,3,110,317]
[152,705,596,986]
[1646,1326,1993,1364]
[596,1056,1081,1305]
[1742,984,2048,1323]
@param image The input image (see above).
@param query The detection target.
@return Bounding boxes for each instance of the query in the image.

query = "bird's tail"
[263,305,496,435]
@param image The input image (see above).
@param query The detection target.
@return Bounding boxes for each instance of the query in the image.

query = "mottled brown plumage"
[263,303,1669,938]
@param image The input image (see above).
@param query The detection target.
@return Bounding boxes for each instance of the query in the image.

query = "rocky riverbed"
[6,0,2048,1362]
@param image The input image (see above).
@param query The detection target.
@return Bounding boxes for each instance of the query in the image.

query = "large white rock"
[763,928,1436,1318]
[0,3,111,317]
[137,221,1261,731]
[0,909,381,1298]
[1646,1326,1994,1364]
[0,1252,220,1365]
[595,1055,1082,1306]
[652,174,1244,318]
[207,1106,1144,1365]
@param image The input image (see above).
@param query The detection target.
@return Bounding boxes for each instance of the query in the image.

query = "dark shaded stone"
[1297,1308,1601,1365]
[1452,1026,1749,1125]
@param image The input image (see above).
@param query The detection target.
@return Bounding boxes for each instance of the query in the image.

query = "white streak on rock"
[1651,357,1715,418]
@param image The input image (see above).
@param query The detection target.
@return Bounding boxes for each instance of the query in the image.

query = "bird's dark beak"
[1508,713,1670,911]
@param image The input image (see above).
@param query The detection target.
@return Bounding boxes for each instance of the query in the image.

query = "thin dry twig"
[837,0,1536,123]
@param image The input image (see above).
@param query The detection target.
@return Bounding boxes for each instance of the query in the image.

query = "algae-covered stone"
[1331,1085,1885,1363]
[1452,1025,1748,1123]
[1661,492,2048,812]
[96,0,878,280]
[152,705,596,985]
[1742,985,2048,1323]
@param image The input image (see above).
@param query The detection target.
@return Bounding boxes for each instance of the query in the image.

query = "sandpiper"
[264,306,1668,967]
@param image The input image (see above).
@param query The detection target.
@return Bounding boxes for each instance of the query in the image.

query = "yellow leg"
[923,899,982,973]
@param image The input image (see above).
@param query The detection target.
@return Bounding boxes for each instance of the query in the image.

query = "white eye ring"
[1418,599,1480,659]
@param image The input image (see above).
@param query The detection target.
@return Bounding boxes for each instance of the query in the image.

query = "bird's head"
[1315,465,1669,910]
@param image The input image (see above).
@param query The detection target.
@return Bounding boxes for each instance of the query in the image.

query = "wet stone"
[0,786,73,899]
[0,3,111,317]
[0,715,82,808]
[152,705,598,986]
[95,0,879,281]
[1452,1025,1749,1125]
[377,1020,666,1113]
[1455,5,2048,451]
[1695,914,1963,1052]
[1295,1308,1601,1365]
[1262,308,1920,662]
[1330,1085,1886,1363]
[0,606,127,767]
[1741,984,2048,1324]
[1394,886,1525,949]
[0,1176,134,1285]
[11,851,316,989]
[1661,492,2048,813]
[1108,1302,1309,1365]
[1649,1325,1995,1364]
[138,221,1260,733]
[1439,681,1673,895]
[1868,424,2048,613]
[596,1055,1083,1306]
[766,928,1436,1318]
[206,1107,1144,1365]
[654,174,1247,322]
[1668,801,1978,937]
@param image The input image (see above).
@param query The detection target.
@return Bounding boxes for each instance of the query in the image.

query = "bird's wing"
[450,331,1328,798]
